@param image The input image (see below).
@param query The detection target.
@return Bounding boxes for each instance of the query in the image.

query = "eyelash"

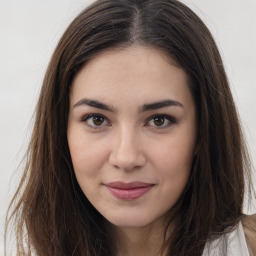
[145,114,176,129]
[81,114,110,129]
[81,113,176,130]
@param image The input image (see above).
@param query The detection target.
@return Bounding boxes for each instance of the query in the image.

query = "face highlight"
[67,46,197,229]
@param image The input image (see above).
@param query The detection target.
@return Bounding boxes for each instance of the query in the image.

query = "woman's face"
[67,46,197,229]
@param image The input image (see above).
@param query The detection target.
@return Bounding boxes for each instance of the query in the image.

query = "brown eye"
[82,114,109,128]
[153,116,165,126]
[147,115,175,128]
[92,116,105,126]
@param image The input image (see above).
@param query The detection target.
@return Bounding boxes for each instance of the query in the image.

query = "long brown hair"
[5,0,253,255]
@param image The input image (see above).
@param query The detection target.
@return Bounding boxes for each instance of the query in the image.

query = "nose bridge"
[109,123,145,170]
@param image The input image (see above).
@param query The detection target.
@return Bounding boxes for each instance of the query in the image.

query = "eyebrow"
[73,98,116,112]
[73,98,183,113]
[139,99,183,112]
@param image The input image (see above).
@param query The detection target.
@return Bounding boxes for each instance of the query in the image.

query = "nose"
[109,125,146,171]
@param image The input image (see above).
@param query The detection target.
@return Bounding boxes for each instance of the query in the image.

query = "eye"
[81,114,109,128]
[146,115,175,128]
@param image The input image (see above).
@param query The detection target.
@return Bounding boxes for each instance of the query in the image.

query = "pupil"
[93,116,104,125]
[154,116,164,126]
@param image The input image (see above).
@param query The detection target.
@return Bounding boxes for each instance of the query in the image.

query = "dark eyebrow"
[73,98,116,112]
[73,98,183,113]
[139,99,183,112]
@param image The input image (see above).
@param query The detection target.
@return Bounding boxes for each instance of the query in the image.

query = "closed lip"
[104,181,155,200]
[105,181,154,189]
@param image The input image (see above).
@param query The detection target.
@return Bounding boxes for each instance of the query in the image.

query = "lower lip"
[106,186,153,200]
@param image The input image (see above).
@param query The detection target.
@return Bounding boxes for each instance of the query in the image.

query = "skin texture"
[67,46,197,255]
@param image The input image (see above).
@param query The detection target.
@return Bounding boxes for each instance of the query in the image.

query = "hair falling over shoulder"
[5,0,255,255]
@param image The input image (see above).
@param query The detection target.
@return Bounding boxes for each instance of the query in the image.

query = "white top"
[202,221,250,256]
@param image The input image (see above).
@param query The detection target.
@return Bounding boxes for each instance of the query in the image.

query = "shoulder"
[242,214,256,256]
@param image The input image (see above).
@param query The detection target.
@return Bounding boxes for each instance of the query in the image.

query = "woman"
[5,0,256,255]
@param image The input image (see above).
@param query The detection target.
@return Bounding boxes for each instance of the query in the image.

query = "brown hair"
[5,0,254,255]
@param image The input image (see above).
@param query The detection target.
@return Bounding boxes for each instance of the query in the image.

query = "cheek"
[67,128,109,177]
[152,136,195,170]
[150,137,195,192]
[68,136,109,199]
[156,154,192,209]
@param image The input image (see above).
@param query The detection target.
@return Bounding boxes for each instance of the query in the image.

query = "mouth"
[104,181,154,200]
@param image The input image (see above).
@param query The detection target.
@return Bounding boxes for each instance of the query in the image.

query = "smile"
[105,182,154,200]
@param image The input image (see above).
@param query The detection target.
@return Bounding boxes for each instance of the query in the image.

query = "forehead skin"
[69,46,195,117]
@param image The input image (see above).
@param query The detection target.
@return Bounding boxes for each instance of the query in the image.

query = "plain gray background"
[1,0,255,254]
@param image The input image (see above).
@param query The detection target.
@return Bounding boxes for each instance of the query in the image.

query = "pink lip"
[105,182,154,200]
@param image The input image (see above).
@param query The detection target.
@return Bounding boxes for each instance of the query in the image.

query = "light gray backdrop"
[1,0,255,254]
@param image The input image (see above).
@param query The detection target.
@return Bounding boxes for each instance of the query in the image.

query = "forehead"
[70,46,193,109]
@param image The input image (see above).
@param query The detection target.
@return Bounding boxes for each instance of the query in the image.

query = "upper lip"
[105,181,154,189]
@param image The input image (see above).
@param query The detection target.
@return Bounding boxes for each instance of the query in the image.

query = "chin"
[103,211,165,229]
